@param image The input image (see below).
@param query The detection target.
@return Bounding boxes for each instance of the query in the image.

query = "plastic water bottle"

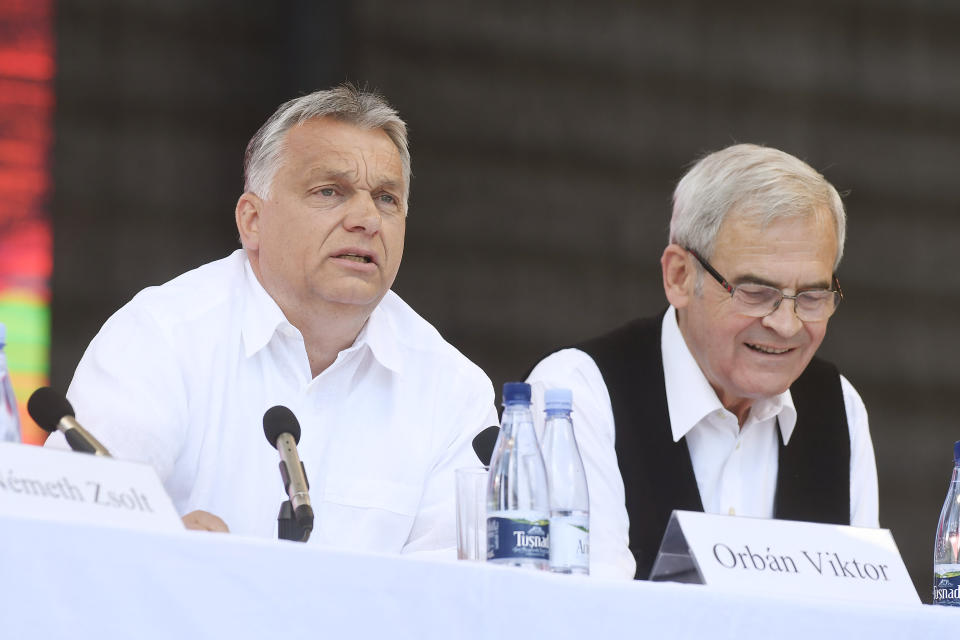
[0,323,21,443]
[541,388,589,575]
[486,382,550,570]
[934,441,960,605]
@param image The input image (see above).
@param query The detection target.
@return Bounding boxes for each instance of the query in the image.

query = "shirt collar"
[352,294,404,374]
[241,257,404,374]
[660,306,797,444]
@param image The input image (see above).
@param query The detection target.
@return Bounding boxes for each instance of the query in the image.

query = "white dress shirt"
[47,249,498,555]
[527,307,879,579]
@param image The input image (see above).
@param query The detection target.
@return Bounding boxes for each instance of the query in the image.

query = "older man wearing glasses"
[526,143,878,580]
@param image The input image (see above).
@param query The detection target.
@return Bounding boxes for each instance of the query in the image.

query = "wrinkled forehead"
[718,205,838,258]
[301,117,409,196]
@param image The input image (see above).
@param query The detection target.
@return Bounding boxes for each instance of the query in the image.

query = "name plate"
[650,510,919,605]
[0,442,183,532]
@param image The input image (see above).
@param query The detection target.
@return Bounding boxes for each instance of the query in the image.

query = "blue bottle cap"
[544,388,572,412]
[953,441,960,464]
[502,382,531,405]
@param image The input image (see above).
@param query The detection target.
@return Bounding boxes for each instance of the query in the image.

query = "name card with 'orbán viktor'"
[650,510,919,605]
[0,442,183,531]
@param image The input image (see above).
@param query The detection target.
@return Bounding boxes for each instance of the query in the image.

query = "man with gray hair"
[48,85,497,554]
[526,143,878,580]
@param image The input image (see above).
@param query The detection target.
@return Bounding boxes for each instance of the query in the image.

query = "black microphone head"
[27,386,75,433]
[263,405,301,448]
[472,425,500,467]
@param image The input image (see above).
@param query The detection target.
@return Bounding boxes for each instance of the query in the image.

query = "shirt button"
[728,507,736,515]
[735,441,741,450]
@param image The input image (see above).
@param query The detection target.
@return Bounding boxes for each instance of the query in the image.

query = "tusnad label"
[933,564,960,606]
[487,512,550,562]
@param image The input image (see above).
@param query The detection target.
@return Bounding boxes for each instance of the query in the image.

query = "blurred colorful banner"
[0,0,54,444]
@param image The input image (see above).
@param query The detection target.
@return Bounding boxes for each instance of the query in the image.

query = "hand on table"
[182,510,230,532]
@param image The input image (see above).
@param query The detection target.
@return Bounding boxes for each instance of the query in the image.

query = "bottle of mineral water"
[0,323,21,443]
[486,382,550,570]
[933,441,960,605]
[541,388,589,575]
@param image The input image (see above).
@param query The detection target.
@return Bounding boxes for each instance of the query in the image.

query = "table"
[0,515,954,638]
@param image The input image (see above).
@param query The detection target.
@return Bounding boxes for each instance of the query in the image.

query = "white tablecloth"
[0,515,953,638]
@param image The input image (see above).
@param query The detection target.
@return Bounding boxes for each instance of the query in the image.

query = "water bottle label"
[487,514,550,562]
[550,514,589,570]
[933,565,960,605]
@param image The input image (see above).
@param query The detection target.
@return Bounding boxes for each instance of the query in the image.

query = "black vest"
[574,314,850,580]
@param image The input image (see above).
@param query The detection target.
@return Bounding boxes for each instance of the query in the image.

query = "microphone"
[27,387,112,457]
[263,405,313,538]
[472,425,500,466]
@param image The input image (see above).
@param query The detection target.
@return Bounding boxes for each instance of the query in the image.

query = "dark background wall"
[52,0,960,601]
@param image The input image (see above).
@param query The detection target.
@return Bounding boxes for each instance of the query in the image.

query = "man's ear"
[236,192,263,250]
[661,243,696,309]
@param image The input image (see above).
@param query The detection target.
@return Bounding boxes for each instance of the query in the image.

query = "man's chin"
[738,354,814,392]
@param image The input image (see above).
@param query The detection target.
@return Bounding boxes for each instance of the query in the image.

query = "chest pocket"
[312,475,424,553]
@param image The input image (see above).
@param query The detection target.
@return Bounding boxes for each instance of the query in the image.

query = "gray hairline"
[669,144,846,273]
[243,84,411,209]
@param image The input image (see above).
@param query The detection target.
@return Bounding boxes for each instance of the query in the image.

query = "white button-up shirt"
[527,307,878,579]
[47,250,498,555]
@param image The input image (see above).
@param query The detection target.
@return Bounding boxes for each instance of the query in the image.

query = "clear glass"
[455,466,489,561]
[0,340,20,443]
[934,462,960,605]
[486,401,551,570]
[541,408,589,575]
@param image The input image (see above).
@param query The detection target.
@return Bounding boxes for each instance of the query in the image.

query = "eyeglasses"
[686,248,843,322]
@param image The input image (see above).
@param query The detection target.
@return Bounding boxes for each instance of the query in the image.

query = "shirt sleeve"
[841,375,879,528]
[45,301,189,486]
[527,348,637,579]
[401,363,497,556]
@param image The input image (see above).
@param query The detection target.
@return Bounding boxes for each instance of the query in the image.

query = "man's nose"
[760,297,804,337]
[343,192,382,234]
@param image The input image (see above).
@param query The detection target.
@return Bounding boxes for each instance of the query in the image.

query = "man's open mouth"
[746,343,791,355]
[336,253,373,264]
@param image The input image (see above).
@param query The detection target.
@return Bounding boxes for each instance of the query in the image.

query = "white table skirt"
[0,515,953,639]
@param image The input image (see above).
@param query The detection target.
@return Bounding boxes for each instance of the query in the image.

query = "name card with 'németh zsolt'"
[650,510,919,605]
[0,441,183,532]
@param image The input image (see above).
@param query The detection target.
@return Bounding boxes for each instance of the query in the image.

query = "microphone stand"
[277,500,312,542]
